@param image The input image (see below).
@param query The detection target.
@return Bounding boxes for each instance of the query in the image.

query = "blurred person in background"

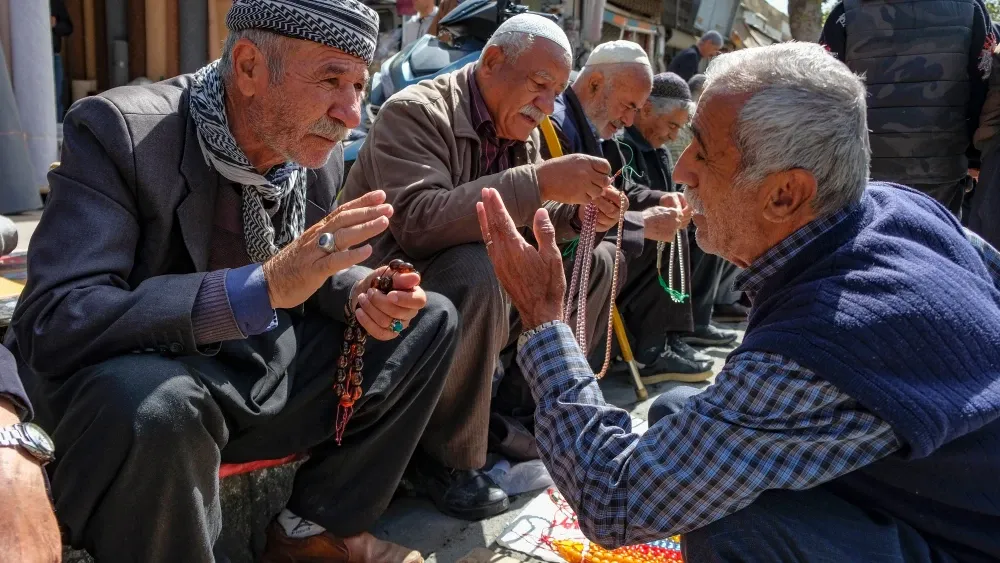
[51,0,73,121]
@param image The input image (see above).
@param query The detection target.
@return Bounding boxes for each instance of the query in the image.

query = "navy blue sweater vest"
[738,183,1000,561]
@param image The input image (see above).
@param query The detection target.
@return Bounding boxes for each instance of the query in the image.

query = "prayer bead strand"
[334,259,415,445]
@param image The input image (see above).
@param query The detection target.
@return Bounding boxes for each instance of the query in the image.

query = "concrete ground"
[10,208,745,562]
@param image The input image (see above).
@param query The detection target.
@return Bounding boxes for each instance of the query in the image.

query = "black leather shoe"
[638,347,712,384]
[668,334,711,363]
[414,457,509,521]
[681,324,739,347]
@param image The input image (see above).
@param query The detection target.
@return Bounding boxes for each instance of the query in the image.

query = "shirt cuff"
[516,321,593,402]
[225,263,278,336]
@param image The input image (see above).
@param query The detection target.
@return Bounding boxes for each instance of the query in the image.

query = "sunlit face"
[585,67,652,139]
[477,39,572,141]
[699,41,721,58]
[673,90,765,263]
[636,103,689,147]
[245,39,368,169]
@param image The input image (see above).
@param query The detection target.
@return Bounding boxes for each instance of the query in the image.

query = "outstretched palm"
[476,188,566,330]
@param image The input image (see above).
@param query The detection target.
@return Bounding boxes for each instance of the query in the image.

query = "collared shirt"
[467,73,519,176]
[516,199,1000,548]
[401,6,437,50]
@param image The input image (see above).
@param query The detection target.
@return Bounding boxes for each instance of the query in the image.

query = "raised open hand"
[476,188,565,330]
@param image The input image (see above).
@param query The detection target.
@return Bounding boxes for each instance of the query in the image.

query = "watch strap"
[0,424,26,447]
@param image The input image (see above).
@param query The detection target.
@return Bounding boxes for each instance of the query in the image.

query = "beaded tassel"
[552,538,684,563]
[656,229,689,303]
[333,259,415,445]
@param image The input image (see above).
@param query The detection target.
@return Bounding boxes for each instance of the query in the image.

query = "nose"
[672,144,696,187]
[329,88,362,130]
[537,92,556,117]
[622,108,639,127]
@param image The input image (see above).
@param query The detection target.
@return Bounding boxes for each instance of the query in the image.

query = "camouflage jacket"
[821,0,994,181]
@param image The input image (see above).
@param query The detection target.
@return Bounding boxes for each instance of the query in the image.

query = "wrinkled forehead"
[690,89,749,150]
[518,39,572,85]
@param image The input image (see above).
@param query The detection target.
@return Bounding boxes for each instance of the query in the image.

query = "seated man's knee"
[428,243,506,318]
[419,292,460,345]
[72,355,224,451]
[647,385,705,423]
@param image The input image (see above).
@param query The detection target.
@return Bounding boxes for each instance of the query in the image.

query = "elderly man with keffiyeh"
[4,1,457,561]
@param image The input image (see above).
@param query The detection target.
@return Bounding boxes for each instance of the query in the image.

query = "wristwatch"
[0,423,55,464]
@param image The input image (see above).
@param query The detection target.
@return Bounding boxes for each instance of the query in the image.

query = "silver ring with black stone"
[318,232,338,253]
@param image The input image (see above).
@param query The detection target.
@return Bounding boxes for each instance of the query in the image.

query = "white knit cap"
[584,40,651,67]
[490,13,572,57]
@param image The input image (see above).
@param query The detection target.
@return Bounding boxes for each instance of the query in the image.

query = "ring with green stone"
[391,319,404,333]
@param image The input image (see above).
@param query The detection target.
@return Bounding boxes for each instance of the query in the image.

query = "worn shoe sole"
[640,369,712,384]
[429,491,510,521]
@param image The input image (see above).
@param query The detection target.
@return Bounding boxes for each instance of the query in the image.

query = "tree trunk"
[788,0,823,42]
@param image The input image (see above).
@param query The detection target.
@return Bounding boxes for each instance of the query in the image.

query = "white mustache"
[519,105,546,122]
[683,186,704,214]
[310,118,349,142]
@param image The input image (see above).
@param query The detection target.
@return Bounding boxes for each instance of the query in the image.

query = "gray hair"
[219,28,291,85]
[699,30,724,48]
[702,42,869,217]
[481,32,571,67]
[648,96,695,118]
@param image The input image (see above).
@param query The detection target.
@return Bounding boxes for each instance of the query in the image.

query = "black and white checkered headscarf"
[228,0,380,66]
[188,0,379,263]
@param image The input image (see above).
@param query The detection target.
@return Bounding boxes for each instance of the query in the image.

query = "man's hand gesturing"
[477,188,565,330]
[263,190,392,310]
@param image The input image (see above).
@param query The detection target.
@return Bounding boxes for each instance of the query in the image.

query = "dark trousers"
[24,300,457,563]
[682,487,961,563]
[646,407,960,563]
[970,147,1000,249]
[910,179,967,218]
[614,236,694,354]
[689,228,739,329]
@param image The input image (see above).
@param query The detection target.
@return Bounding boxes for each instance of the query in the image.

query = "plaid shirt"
[467,72,518,175]
[517,201,1000,548]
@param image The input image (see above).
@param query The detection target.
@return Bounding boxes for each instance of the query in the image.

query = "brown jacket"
[341,63,578,262]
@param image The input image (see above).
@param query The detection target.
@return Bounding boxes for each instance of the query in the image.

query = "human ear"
[761,169,817,223]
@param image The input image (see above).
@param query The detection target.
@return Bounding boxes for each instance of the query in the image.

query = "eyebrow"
[690,124,707,150]
[320,62,370,82]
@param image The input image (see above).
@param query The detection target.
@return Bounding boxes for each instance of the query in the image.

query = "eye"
[695,152,706,162]
[354,82,365,92]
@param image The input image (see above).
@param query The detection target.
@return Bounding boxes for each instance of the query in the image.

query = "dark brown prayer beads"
[332,259,417,444]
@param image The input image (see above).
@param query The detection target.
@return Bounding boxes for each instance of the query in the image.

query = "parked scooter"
[342,0,557,173]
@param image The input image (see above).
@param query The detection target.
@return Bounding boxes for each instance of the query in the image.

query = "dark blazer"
[5,74,362,380]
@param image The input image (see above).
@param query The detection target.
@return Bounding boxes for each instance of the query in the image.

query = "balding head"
[475,14,573,141]
[697,30,724,57]
[573,41,654,139]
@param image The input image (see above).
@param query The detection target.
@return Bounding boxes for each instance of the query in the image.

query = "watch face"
[20,423,55,462]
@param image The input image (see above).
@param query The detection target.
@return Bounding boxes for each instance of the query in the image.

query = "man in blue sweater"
[476,42,1000,561]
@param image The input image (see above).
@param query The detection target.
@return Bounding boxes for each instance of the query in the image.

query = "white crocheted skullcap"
[584,40,651,68]
[491,14,572,56]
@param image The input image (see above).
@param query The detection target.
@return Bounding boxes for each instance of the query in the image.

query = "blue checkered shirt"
[517,203,1000,548]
